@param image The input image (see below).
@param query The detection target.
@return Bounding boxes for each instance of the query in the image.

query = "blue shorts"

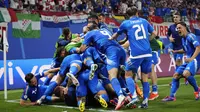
[76,69,106,97]
[81,47,102,63]
[125,57,152,74]
[59,54,82,77]
[50,58,61,75]
[105,46,126,70]
[96,64,110,87]
[176,59,199,76]
[152,50,160,65]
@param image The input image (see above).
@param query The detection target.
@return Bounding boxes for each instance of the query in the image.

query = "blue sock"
[43,77,51,85]
[126,77,135,96]
[187,76,198,92]
[77,100,81,106]
[44,81,58,96]
[46,96,52,102]
[152,85,158,92]
[118,76,127,88]
[143,82,150,100]
[170,78,180,97]
[86,59,94,68]
[69,66,79,74]
[111,78,123,96]
[101,94,109,102]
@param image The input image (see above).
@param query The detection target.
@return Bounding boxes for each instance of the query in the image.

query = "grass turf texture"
[0,75,200,112]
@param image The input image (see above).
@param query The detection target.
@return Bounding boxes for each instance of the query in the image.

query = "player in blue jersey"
[20,68,60,106]
[78,21,127,110]
[162,22,200,101]
[110,7,157,108]
[43,47,67,85]
[167,12,184,75]
[36,54,82,105]
[76,69,109,111]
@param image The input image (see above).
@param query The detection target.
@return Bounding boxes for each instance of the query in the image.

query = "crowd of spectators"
[0,0,200,21]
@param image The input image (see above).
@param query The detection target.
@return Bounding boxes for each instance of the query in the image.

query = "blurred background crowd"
[1,0,200,21]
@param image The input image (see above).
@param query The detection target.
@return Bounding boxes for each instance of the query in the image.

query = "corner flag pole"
[3,30,7,100]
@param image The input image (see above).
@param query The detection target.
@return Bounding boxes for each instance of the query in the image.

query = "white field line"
[6,99,122,112]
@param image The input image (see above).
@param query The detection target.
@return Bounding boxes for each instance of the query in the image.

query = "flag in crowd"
[0,8,17,23]
[40,12,70,28]
[12,13,40,38]
[68,13,88,23]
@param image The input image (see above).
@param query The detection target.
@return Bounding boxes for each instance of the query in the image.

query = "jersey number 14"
[133,24,147,40]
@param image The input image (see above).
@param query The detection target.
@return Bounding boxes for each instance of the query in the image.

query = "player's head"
[173,12,181,24]
[88,14,99,25]
[56,47,67,58]
[62,27,72,40]
[126,6,138,17]
[87,21,98,31]
[98,13,105,23]
[25,73,37,86]
[83,26,89,34]
[177,22,190,37]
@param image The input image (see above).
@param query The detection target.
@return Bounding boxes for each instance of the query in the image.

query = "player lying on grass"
[20,68,61,106]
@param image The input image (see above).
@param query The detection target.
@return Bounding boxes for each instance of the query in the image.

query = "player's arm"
[20,99,36,106]
[118,36,128,45]
[77,31,93,53]
[109,21,127,40]
[43,67,60,76]
[185,35,200,62]
[172,49,185,54]
[146,20,157,40]
[121,40,130,49]
[149,31,157,40]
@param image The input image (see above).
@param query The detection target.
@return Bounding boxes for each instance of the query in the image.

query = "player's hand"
[169,37,175,42]
[63,87,68,95]
[108,37,113,40]
[185,58,193,63]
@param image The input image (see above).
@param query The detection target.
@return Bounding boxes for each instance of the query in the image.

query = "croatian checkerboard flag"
[40,12,70,28]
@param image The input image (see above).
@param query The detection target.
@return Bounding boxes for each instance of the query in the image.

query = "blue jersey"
[83,29,120,53]
[21,72,46,102]
[117,17,153,58]
[167,24,183,50]
[59,54,82,76]
[182,33,200,62]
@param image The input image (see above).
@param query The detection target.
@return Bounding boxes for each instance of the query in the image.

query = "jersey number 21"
[133,24,147,40]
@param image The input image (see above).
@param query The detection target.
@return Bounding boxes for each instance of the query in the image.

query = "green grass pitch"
[0,75,200,112]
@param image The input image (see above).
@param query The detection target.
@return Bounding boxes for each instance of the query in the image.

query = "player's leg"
[82,48,98,80]
[138,57,152,108]
[162,64,186,102]
[66,61,82,86]
[183,60,200,100]
[149,51,160,100]
[106,47,126,110]
[76,72,87,112]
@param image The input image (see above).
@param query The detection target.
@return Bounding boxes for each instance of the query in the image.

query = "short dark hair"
[88,14,98,21]
[25,73,34,83]
[174,12,181,16]
[87,21,98,31]
[126,6,138,17]
[98,13,105,17]
[62,27,70,36]
[177,21,190,32]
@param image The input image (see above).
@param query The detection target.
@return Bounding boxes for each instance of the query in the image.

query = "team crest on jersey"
[24,95,27,99]
[32,88,37,94]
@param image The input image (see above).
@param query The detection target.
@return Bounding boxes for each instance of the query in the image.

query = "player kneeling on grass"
[162,22,200,101]
[20,68,61,106]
